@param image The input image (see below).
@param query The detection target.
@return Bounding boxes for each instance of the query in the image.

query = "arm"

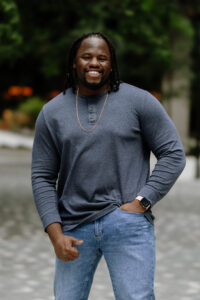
[137,92,186,206]
[31,110,83,261]
[31,109,61,229]
[121,91,186,212]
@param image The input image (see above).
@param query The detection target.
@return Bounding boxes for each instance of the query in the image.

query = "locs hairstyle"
[63,32,120,94]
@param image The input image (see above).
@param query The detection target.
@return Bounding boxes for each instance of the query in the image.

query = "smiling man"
[31,32,186,300]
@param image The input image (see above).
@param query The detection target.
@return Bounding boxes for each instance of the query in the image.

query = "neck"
[77,83,109,97]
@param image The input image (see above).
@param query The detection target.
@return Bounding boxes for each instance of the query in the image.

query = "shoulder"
[116,82,159,109]
[117,83,166,119]
[118,82,147,97]
[42,88,74,120]
[43,89,74,113]
[117,82,150,104]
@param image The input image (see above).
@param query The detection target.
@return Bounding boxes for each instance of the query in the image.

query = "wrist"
[46,222,64,244]
[135,196,151,210]
[132,199,146,212]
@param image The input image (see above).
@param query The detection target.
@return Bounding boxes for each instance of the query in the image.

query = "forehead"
[77,37,110,56]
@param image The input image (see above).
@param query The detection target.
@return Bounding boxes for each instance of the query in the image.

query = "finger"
[67,253,78,260]
[63,245,78,257]
[68,247,79,257]
[65,238,75,249]
[62,257,76,262]
[64,245,79,257]
[70,237,84,245]
[63,252,78,261]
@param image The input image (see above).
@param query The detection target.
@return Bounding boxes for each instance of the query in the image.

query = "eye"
[81,56,90,61]
[98,56,107,61]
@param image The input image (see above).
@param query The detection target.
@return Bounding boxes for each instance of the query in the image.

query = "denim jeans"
[54,207,155,300]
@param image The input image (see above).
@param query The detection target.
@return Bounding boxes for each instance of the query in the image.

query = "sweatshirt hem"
[61,204,119,232]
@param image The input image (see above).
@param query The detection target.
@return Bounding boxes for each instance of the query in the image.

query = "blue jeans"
[54,207,155,300]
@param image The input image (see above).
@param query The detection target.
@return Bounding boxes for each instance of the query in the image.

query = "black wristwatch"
[136,196,151,210]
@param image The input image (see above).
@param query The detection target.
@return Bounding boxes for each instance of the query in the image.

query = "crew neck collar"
[78,90,108,99]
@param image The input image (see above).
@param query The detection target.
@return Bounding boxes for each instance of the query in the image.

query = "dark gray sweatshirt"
[31,83,186,232]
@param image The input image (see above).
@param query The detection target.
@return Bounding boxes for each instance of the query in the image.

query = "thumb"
[70,237,84,245]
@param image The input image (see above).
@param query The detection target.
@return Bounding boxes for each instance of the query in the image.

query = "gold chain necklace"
[76,87,109,133]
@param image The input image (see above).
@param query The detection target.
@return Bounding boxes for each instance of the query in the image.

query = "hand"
[120,199,146,213]
[53,234,84,262]
[46,222,83,262]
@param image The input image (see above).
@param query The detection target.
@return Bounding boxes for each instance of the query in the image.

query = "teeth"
[88,71,100,75]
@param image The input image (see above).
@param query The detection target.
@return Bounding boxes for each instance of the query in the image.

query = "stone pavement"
[0,148,200,300]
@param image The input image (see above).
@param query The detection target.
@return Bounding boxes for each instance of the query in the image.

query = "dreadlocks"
[63,32,120,94]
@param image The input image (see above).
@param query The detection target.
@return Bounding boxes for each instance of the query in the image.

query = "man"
[31,32,186,300]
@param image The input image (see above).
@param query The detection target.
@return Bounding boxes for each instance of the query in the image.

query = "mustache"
[84,69,103,73]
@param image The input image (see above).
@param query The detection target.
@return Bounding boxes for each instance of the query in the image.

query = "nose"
[89,57,100,68]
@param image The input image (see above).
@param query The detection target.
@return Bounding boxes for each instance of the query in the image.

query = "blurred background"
[0,1,200,299]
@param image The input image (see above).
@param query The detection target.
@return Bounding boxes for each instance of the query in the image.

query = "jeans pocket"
[117,207,144,216]
[115,208,153,231]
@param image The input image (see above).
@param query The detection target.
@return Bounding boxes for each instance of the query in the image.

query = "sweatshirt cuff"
[41,213,62,232]
[137,185,161,207]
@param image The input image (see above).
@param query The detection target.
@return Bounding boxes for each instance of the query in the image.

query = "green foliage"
[0,0,23,64]
[0,0,194,94]
[18,97,44,120]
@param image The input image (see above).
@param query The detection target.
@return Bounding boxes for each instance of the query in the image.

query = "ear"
[73,62,76,69]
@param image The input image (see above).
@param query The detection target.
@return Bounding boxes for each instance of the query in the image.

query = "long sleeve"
[31,109,61,231]
[137,92,186,206]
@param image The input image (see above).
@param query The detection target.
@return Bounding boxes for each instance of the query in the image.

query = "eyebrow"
[80,52,110,57]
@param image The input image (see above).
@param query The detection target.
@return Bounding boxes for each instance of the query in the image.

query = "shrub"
[18,97,44,120]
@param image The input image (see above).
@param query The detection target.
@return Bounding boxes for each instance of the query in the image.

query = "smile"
[86,71,101,77]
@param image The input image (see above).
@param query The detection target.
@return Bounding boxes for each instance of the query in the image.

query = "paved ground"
[0,148,200,300]
[0,130,33,149]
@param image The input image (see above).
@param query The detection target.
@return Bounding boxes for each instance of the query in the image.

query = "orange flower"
[49,90,60,99]
[7,86,34,97]
[8,86,22,96]
[151,91,161,101]
[21,86,34,97]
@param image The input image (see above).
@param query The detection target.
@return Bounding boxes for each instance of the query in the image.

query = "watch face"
[141,198,151,208]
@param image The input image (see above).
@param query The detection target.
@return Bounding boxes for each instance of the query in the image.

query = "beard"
[76,71,110,90]
[82,78,109,90]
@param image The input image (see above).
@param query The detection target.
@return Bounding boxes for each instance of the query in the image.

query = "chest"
[55,95,141,150]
